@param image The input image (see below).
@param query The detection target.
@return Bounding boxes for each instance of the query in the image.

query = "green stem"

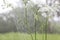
[45,17,48,40]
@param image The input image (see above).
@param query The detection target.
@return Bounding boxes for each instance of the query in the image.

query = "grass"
[0,32,60,40]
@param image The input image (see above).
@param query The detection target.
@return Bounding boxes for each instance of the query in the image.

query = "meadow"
[0,32,60,40]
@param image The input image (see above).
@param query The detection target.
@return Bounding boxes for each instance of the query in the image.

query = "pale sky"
[0,0,22,13]
[0,0,60,22]
[31,0,46,4]
[0,0,46,13]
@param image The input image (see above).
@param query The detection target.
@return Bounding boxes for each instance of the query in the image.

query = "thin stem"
[45,17,48,40]
[35,20,36,40]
